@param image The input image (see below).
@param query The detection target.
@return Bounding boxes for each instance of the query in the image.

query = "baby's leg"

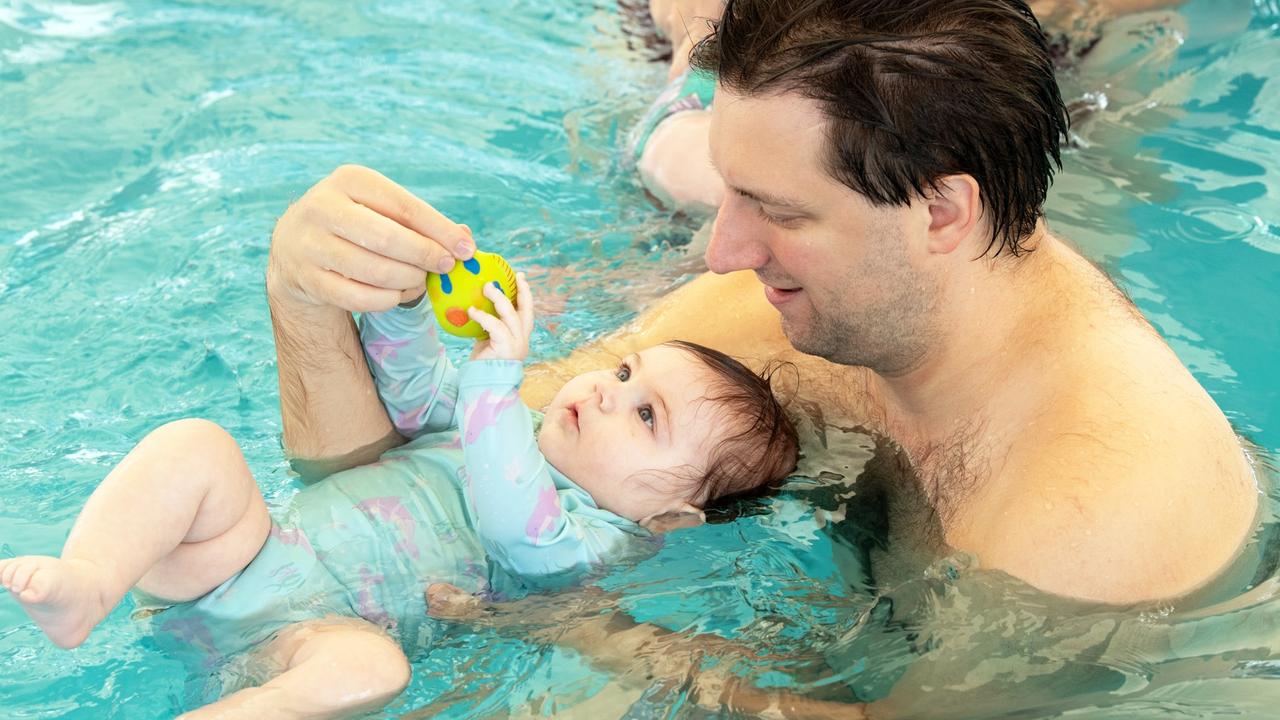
[0,419,270,648]
[178,618,411,720]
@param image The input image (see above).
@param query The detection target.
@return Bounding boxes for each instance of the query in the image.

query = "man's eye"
[756,205,799,228]
[638,406,654,429]
[616,363,631,382]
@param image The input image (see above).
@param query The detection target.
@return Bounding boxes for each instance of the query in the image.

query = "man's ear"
[926,174,982,255]
[640,504,706,533]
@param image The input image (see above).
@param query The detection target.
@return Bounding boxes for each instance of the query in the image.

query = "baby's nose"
[596,380,621,413]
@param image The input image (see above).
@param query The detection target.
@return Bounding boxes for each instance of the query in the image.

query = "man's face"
[706,88,941,375]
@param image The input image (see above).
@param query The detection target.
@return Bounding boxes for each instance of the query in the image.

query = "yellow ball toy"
[425,251,518,339]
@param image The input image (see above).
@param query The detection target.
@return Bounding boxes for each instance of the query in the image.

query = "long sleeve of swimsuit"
[359,299,460,438]
[455,360,647,583]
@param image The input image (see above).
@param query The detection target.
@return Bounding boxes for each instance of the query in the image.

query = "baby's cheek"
[536,428,573,473]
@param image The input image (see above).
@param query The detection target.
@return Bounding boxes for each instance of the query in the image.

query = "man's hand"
[266,164,475,313]
[469,273,534,362]
[267,164,475,462]
[425,583,486,620]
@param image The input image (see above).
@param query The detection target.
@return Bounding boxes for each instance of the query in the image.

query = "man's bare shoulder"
[973,385,1258,604]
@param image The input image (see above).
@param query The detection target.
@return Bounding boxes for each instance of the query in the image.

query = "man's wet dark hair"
[665,340,799,508]
[691,0,1069,257]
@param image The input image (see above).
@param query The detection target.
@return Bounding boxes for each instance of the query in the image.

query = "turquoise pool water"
[1,0,1278,717]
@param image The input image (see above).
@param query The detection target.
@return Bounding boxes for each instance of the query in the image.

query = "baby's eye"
[616,363,631,382]
[638,406,655,430]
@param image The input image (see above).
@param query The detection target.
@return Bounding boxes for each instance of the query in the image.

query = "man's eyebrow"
[707,147,809,210]
[731,184,810,211]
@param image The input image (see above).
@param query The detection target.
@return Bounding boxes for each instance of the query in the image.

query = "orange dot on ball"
[445,307,469,327]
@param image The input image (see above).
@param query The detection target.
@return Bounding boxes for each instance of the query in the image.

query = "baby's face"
[537,344,722,522]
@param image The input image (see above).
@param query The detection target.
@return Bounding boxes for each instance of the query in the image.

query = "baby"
[0,273,799,718]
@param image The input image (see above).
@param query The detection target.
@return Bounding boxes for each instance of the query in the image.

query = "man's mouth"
[762,282,802,306]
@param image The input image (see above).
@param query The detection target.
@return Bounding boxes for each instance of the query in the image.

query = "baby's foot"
[0,556,112,649]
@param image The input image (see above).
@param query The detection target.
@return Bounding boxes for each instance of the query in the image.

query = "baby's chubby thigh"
[126,418,272,603]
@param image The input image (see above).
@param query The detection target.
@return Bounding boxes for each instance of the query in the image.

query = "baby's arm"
[460,278,641,581]
[359,297,460,437]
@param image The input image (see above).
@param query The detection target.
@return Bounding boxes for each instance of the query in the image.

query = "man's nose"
[704,195,770,274]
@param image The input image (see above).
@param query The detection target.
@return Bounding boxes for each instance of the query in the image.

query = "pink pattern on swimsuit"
[355,496,420,560]
[525,485,563,544]
[461,389,520,446]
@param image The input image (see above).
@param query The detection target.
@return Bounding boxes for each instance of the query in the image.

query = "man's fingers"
[425,583,484,620]
[308,270,403,313]
[307,233,427,293]
[399,288,427,306]
[331,200,460,275]
[331,165,474,260]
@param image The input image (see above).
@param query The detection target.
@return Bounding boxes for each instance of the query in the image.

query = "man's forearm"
[269,292,400,472]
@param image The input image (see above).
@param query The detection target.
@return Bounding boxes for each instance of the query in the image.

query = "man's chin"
[778,317,818,354]
[779,317,841,362]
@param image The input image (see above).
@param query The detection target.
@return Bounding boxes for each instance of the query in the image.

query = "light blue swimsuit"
[143,300,649,681]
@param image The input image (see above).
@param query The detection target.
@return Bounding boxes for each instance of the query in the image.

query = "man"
[266,0,1256,609]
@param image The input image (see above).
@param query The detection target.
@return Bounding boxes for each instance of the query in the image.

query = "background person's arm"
[634,0,726,213]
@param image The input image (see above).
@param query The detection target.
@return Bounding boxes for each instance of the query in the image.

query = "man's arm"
[420,583,867,719]
[266,165,475,474]
[269,297,400,477]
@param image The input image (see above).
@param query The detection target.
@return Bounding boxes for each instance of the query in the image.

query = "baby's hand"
[470,272,533,362]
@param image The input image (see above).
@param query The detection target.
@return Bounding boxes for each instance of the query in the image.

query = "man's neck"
[871,229,1070,460]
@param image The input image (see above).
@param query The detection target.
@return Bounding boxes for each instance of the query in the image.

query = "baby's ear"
[640,504,705,533]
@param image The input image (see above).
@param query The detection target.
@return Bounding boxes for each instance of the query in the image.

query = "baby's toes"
[0,558,20,589]
[1,558,50,599]
[14,562,50,600]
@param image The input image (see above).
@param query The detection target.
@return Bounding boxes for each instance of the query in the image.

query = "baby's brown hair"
[665,340,800,508]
